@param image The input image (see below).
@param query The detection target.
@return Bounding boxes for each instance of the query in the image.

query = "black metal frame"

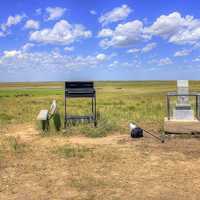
[166,92,200,120]
[64,81,97,128]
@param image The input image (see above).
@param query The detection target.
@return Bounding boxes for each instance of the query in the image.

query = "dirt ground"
[1,124,200,200]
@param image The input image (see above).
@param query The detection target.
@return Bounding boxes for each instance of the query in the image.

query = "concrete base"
[173,109,194,120]
[164,117,200,134]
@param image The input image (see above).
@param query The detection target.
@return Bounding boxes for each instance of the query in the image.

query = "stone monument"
[173,80,194,120]
[164,80,200,134]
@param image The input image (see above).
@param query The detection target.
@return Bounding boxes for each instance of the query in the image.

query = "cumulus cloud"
[35,8,42,15]
[6,14,26,27]
[145,12,200,45]
[0,14,26,36]
[46,7,66,21]
[90,10,97,15]
[3,50,21,58]
[22,43,35,52]
[150,57,173,66]
[30,20,92,45]
[127,48,140,53]
[0,31,5,37]
[64,46,74,52]
[98,12,200,49]
[24,20,39,29]
[127,43,156,54]
[174,49,191,57]
[98,28,113,37]
[99,5,132,26]
[98,20,149,48]
[193,56,200,62]
[0,51,109,72]
[141,42,157,53]
[96,53,107,61]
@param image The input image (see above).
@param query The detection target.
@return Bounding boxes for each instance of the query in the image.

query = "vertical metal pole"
[198,95,200,120]
[94,94,97,127]
[64,90,66,129]
[196,95,198,119]
[167,95,170,120]
[92,97,94,113]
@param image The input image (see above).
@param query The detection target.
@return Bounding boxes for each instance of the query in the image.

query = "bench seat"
[37,110,48,120]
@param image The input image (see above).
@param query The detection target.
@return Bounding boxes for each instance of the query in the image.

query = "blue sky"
[0,0,200,82]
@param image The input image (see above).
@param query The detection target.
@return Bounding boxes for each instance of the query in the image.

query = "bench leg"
[41,120,49,131]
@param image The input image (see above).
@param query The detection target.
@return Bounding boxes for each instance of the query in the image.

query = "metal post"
[196,95,199,119]
[167,95,170,120]
[64,90,66,129]
[198,95,200,119]
[94,95,97,127]
[92,97,94,113]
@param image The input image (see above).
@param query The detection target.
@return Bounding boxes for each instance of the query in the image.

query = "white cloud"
[3,50,21,58]
[0,14,26,36]
[46,7,66,21]
[22,43,35,52]
[0,31,5,37]
[141,42,156,53]
[150,57,173,66]
[24,20,39,29]
[174,49,191,57]
[98,20,149,48]
[98,12,200,49]
[6,14,25,27]
[108,60,119,68]
[193,57,200,62]
[36,8,42,15]
[99,5,132,26]
[64,46,74,52]
[127,48,140,53]
[90,10,97,15]
[30,20,92,45]
[145,12,200,45]
[96,53,107,61]
[126,43,156,54]
[0,51,110,72]
[98,28,113,37]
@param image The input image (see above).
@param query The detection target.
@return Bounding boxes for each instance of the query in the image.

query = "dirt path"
[1,123,200,200]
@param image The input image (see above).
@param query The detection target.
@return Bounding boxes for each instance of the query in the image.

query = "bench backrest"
[65,81,94,90]
[49,100,57,118]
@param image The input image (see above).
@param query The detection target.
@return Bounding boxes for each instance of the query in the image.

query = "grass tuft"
[82,116,117,138]
[7,136,26,153]
[54,144,92,158]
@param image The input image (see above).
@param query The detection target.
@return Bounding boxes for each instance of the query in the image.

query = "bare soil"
[1,124,200,200]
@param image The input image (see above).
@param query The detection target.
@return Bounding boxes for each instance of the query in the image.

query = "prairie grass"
[0,136,27,165]
[6,136,27,153]
[54,144,92,158]
[1,81,200,134]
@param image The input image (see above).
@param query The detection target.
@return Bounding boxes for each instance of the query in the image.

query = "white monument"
[173,80,194,120]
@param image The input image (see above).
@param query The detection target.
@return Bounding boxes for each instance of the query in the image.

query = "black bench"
[64,81,97,128]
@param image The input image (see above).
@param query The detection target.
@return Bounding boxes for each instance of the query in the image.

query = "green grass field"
[1,81,200,133]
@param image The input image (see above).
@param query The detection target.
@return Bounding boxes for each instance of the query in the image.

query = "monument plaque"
[173,80,194,120]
